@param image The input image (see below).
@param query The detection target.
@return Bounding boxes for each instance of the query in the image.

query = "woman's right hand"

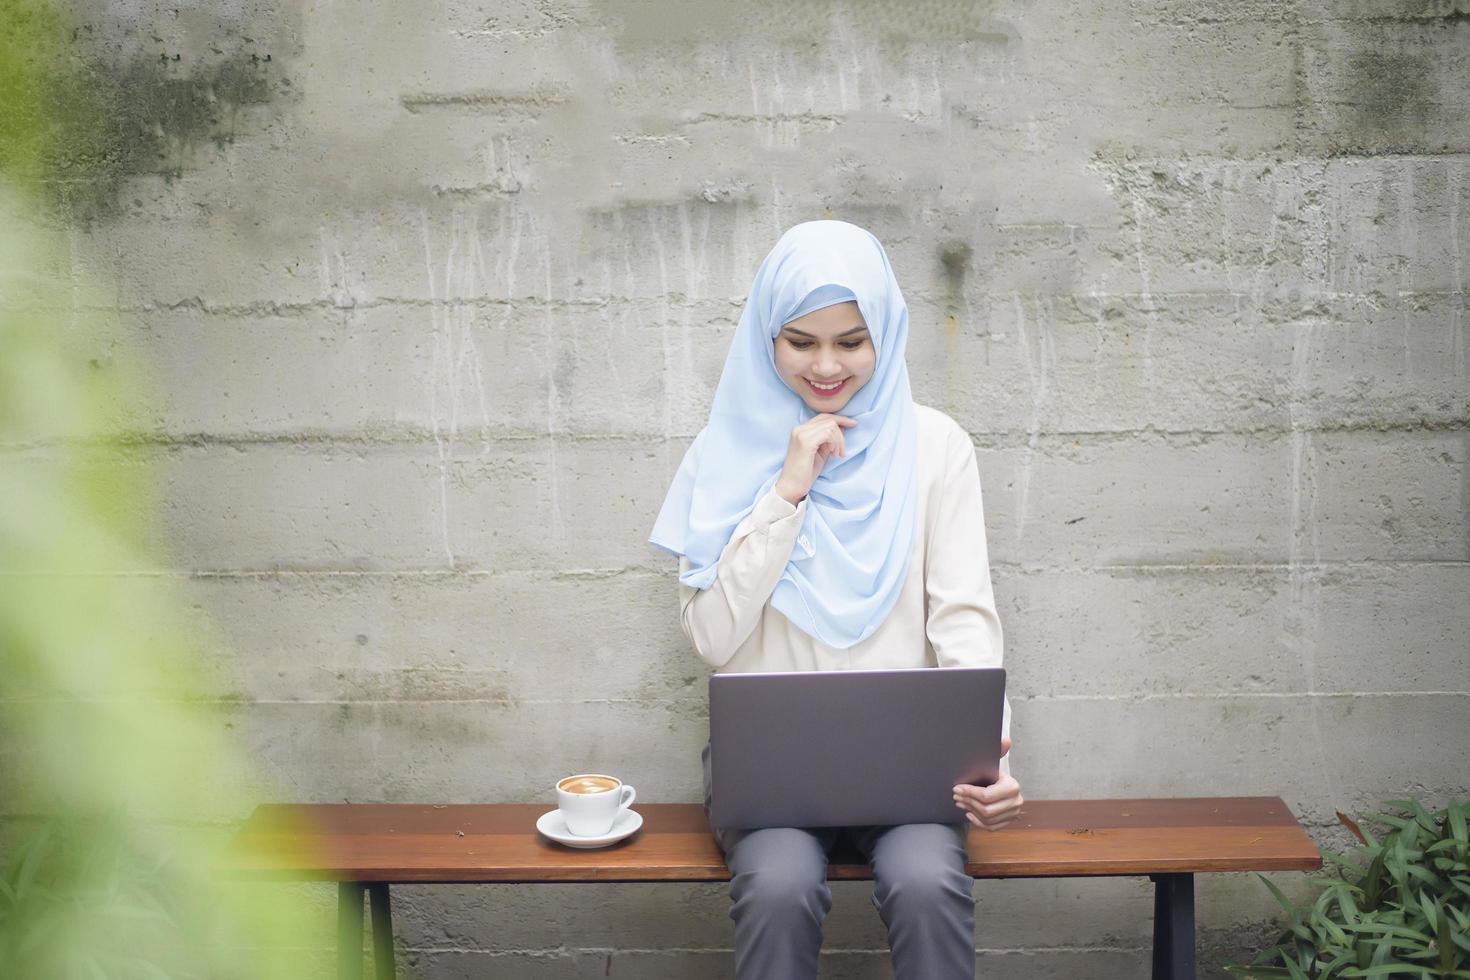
[773,414,858,505]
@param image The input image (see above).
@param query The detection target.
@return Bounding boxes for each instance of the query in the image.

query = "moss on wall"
[0,0,281,221]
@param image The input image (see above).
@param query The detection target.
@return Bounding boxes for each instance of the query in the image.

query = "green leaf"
[1328,851,1369,878]
[1405,863,1440,893]
[1340,963,1436,977]
[132,960,176,980]
[1438,900,1456,975]
[1260,874,1303,918]
[1416,887,1439,926]
[1313,904,1350,947]
[1338,888,1362,924]
[1350,921,1431,944]
[1406,800,1440,837]
[9,824,52,902]
[1363,850,1388,909]
[1371,933,1392,967]
[1448,802,1468,845]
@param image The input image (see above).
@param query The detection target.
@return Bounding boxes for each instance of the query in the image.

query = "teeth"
[810,379,843,391]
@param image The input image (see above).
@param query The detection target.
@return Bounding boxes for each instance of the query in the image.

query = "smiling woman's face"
[773,300,875,413]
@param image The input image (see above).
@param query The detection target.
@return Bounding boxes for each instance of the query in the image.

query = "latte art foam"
[558,775,619,795]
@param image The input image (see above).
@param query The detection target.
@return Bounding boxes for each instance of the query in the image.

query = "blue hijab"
[648,220,917,649]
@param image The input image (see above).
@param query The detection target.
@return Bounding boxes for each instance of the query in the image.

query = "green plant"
[1,4,335,974]
[1225,799,1470,979]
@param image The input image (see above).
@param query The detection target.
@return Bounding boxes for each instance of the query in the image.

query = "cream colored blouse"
[678,402,1012,775]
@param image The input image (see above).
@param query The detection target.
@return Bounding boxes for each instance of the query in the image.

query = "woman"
[649,219,1023,980]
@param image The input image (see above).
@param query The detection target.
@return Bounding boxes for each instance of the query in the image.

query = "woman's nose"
[814,348,842,375]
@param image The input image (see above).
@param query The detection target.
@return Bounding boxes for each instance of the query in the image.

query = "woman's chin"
[804,396,853,413]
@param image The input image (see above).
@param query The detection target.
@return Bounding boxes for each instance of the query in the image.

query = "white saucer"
[536,807,643,848]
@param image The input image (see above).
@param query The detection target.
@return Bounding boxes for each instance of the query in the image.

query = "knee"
[872,856,974,916]
[730,864,831,923]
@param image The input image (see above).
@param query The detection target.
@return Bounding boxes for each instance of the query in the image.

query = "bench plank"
[223,797,1321,884]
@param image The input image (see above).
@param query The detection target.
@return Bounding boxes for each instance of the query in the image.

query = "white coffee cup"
[555,773,636,836]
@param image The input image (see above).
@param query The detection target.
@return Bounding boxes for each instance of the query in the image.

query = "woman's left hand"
[952,737,1023,831]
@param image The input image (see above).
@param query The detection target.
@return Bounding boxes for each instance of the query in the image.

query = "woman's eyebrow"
[781,325,869,338]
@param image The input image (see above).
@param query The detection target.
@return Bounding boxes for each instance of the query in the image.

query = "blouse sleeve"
[924,422,1013,777]
[678,488,808,669]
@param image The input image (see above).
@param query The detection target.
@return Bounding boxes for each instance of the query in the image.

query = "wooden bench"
[222,797,1321,980]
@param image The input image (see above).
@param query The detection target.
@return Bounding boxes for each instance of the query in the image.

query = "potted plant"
[1225,799,1469,978]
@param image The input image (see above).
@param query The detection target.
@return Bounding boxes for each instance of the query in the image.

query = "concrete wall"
[41,0,1470,975]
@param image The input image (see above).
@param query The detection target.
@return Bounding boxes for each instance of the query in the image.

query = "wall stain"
[1348,50,1432,125]
[98,52,277,174]
[1335,49,1436,154]
[22,21,285,220]
[940,240,973,296]
[1359,4,1470,25]
[588,0,1006,48]
[937,241,972,409]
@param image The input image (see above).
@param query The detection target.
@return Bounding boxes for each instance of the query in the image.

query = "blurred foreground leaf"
[1,3,336,976]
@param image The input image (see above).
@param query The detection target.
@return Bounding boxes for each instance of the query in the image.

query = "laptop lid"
[708,666,1006,831]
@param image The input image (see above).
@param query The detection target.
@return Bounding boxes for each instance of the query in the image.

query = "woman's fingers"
[832,418,848,457]
[975,795,1024,821]
[965,810,1018,829]
[954,776,1024,831]
[974,809,1022,831]
[962,809,1016,830]
[959,797,1024,831]
[805,415,855,458]
[783,415,855,493]
[955,774,1020,805]
[815,419,844,459]
[955,794,1023,820]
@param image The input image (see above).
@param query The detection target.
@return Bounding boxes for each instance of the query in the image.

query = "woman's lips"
[806,377,849,396]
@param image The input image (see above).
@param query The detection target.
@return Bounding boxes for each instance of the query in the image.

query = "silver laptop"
[708,666,1006,831]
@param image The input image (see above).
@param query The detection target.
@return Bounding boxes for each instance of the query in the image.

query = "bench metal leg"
[338,882,366,980]
[1150,873,1196,980]
[369,883,396,980]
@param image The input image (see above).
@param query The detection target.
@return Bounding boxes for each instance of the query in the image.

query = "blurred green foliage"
[0,0,114,212]
[0,0,336,975]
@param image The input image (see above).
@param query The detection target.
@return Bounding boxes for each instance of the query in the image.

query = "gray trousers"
[701,740,977,980]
